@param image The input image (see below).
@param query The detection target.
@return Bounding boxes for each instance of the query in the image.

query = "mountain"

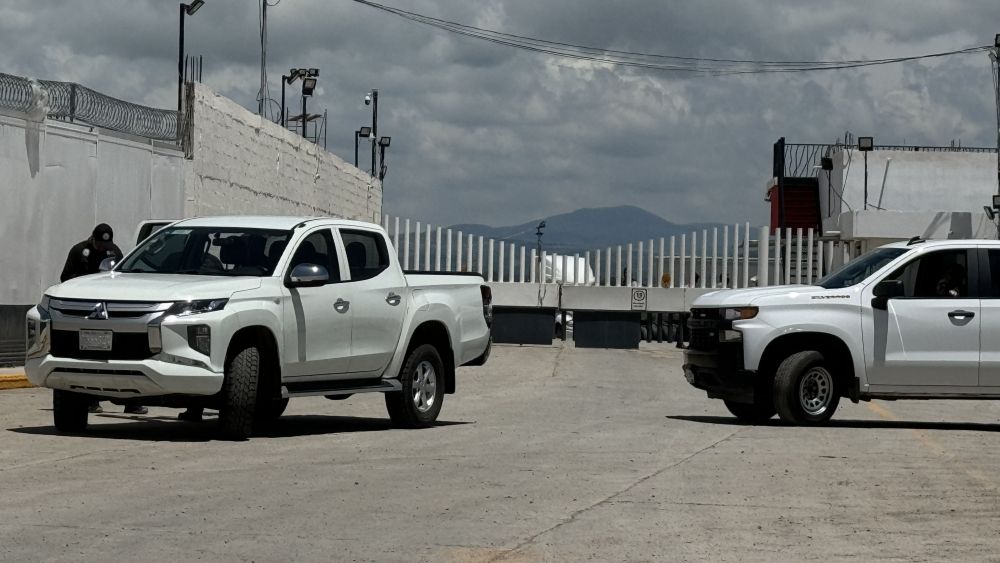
[449,205,727,254]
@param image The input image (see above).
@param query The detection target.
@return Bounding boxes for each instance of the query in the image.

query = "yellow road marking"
[866,401,994,489]
[0,374,33,390]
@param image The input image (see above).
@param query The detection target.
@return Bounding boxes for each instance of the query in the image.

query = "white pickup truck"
[25,216,492,439]
[683,238,1000,425]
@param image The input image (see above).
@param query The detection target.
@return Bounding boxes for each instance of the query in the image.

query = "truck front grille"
[50,330,154,361]
[688,308,721,351]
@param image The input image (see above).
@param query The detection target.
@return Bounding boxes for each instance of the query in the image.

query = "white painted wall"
[185,84,380,222]
[826,148,996,217]
[0,112,185,305]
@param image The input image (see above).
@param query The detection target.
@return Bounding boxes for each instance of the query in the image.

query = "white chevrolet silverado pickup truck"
[25,216,492,439]
[683,238,1000,425]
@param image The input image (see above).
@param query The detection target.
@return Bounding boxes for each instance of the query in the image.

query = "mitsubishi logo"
[87,302,108,320]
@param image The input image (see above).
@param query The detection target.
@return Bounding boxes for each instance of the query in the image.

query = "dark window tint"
[884,249,969,298]
[341,230,390,281]
[986,250,1000,297]
[818,248,907,289]
[288,229,340,282]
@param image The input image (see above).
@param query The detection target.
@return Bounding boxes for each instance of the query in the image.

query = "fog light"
[187,325,211,356]
[720,329,743,342]
[148,325,162,353]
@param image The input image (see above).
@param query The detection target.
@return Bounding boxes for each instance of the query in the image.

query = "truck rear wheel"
[385,344,445,428]
[773,351,839,425]
[53,390,89,433]
[723,399,775,423]
[219,344,260,440]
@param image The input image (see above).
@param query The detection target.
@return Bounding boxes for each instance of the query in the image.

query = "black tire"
[53,390,89,433]
[773,351,840,425]
[724,399,776,424]
[218,344,260,440]
[385,344,445,428]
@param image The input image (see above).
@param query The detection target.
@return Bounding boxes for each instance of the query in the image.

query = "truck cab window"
[884,249,969,298]
[340,230,389,281]
[288,229,340,282]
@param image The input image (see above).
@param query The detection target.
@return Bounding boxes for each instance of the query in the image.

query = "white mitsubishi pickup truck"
[683,238,1000,425]
[25,216,492,439]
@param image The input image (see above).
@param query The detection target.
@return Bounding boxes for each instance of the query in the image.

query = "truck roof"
[173,216,380,231]
[880,239,1000,249]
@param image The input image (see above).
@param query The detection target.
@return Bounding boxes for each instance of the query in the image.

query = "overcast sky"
[1,0,997,227]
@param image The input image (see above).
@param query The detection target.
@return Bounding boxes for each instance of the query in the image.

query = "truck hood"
[47,273,263,302]
[692,284,833,307]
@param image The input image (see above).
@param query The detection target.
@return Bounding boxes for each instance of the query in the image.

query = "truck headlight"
[187,325,211,356]
[722,307,758,321]
[168,298,228,317]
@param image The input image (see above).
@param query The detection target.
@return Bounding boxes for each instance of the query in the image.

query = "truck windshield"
[817,247,908,289]
[117,227,293,276]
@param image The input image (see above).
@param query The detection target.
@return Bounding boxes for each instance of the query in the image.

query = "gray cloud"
[1,0,997,227]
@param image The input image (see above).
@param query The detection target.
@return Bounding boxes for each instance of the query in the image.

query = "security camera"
[364,94,372,105]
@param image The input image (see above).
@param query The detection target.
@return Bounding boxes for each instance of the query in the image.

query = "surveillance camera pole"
[370,89,379,177]
[990,38,1000,212]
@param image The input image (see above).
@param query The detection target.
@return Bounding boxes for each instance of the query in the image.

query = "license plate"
[79,330,113,351]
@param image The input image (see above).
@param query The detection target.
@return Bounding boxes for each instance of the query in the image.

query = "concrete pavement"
[2,343,1000,561]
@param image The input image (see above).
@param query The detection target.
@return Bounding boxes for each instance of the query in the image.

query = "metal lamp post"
[177,1,205,113]
[365,89,379,176]
[858,136,874,210]
[378,136,391,180]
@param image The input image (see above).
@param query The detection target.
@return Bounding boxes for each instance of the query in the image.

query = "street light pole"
[301,93,308,139]
[280,75,287,128]
[177,2,205,114]
[370,89,379,176]
[355,130,360,167]
[177,4,185,113]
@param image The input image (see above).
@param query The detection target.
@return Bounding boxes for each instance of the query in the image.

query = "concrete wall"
[185,84,380,222]
[0,111,186,364]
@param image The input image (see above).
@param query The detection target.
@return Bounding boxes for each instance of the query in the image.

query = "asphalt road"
[3,343,1000,562]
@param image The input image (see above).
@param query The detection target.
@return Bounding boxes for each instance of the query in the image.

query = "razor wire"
[0,73,179,142]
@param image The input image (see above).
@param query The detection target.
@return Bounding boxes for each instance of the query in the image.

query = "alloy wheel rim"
[412,360,438,413]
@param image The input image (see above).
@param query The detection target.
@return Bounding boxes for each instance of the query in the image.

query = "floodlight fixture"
[302,77,317,96]
[184,0,205,15]
[307,68,319,77]
[858,136,874,151]
[993,194,1000,209]
[378,136,391,148]
[994,33,1000,48]
[359,126,372,137]
[986,206,996,221]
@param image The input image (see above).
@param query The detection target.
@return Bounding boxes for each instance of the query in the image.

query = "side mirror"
[871,279,904,310]
[99,257,117,272]
[286,263,329,288]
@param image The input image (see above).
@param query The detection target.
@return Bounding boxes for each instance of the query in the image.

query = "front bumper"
[683,347,757,404]
[24,302,229,399]
[26,356,223,398]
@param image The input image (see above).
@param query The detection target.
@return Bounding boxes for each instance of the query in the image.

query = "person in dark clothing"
[60,224,147,415]
[60,223,124,282]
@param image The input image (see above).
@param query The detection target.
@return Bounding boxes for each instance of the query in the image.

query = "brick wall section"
[185,84,380,222]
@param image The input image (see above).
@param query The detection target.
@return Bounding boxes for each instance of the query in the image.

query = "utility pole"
[990,34,1000,202]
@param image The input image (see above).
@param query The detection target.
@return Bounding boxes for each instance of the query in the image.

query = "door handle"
[948,310,974,319]
[334,298,350,313]
[386,292,402,306]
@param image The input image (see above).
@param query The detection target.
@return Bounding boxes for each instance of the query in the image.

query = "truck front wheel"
[219,344,260,440]
[773,351,840,425]
[53,390,89,433]
[723,399,775,423]
[385,344,445,428]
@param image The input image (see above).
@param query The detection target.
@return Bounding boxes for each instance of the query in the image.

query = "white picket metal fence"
[381,215,861,289]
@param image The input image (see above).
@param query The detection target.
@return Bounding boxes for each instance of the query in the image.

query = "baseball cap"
[92,223,114,249]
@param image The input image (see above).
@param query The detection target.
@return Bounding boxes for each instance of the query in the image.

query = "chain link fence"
[0,72,179,142]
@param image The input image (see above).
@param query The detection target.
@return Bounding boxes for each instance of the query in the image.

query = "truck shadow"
[667,415,1000,433]
[8,415,471,442]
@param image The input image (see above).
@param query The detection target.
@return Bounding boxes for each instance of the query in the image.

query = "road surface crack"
[488,426,747,562]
